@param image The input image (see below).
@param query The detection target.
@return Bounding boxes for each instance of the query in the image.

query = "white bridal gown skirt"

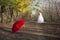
[37,13,44,23]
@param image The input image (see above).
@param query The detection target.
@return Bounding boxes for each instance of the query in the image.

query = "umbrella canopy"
[12,19,24,33]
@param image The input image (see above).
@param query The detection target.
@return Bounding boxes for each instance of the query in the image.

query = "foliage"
[0,0,30,13]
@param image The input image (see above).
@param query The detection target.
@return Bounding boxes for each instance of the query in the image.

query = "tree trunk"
[1,5,5,23]
[9,8,13,22]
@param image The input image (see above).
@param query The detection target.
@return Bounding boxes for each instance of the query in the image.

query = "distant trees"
[0,0,60,23]
[41,0,60,22]
[0,0,30,23]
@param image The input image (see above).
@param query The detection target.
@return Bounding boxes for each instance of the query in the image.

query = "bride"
[37,12,44,23]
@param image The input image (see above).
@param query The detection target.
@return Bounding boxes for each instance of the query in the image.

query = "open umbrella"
[12,19,24,33]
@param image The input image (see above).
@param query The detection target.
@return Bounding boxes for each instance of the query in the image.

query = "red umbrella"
[12,19,24,33]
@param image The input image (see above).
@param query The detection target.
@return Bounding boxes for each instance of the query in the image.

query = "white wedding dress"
[37,13,44,23]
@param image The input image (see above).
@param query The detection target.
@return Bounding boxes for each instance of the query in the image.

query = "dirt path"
[0,22,60,40]
[0,27,60,40]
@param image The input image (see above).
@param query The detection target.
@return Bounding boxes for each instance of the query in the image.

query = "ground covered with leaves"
[0,22,60,40]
